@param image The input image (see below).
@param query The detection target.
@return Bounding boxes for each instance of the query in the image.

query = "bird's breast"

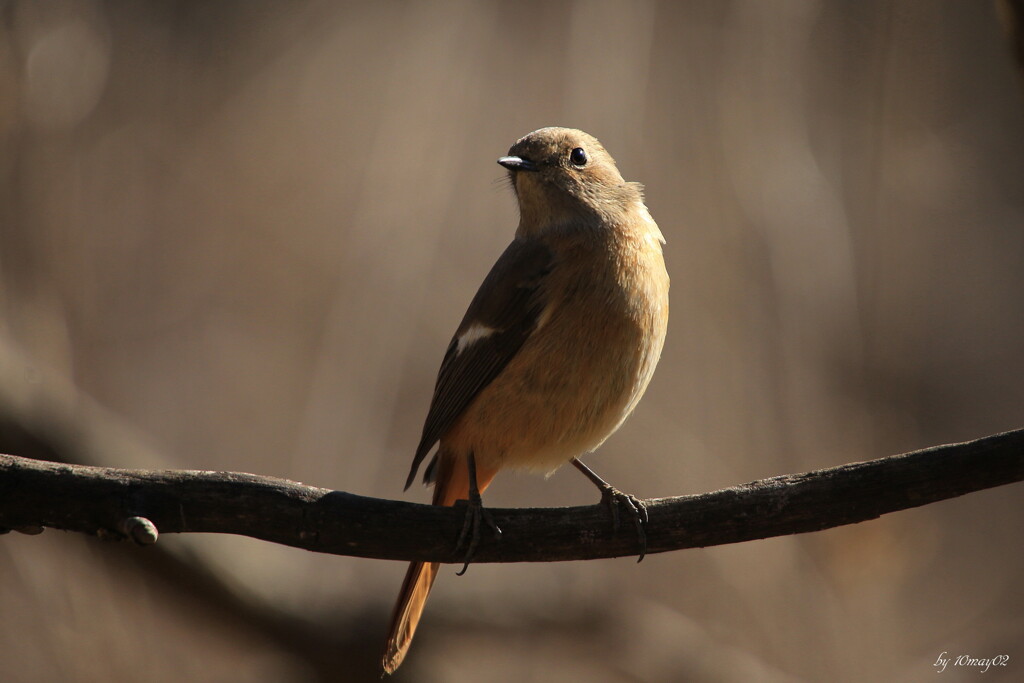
[444,231,668,474]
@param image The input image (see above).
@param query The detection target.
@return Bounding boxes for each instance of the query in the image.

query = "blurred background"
[1,0,1022,681]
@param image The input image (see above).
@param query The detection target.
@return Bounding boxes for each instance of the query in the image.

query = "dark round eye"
[569,147,588,166]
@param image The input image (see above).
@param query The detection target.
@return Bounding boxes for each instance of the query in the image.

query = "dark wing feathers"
[404,238,553,489]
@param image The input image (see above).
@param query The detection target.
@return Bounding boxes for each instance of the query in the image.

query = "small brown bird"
[382,127,669,675]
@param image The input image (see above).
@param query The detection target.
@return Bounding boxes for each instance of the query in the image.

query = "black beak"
[497,156,538,172]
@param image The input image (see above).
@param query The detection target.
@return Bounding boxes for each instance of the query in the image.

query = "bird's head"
[498,127,641,236]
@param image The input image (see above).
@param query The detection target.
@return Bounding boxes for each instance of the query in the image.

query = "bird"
[381,127,669,675]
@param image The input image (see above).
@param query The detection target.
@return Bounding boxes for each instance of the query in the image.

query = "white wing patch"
[456,323,498,354]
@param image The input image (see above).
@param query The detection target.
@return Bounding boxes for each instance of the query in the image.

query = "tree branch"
[2,428,1022,563]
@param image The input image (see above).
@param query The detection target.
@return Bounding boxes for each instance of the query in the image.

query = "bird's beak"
[497,156,538,172]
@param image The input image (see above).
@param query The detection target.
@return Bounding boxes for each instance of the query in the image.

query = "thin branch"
[2,428,1022,563]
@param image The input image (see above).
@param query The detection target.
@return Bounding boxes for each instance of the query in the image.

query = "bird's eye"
[569,147,588,166]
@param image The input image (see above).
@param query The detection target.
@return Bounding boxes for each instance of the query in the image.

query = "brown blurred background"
[1,1,1023,681]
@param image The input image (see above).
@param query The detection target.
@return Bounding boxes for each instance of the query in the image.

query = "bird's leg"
[572,457,649,562]
[455,452,501,575]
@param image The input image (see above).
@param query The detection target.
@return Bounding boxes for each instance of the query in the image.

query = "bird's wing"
[404,238,554,489]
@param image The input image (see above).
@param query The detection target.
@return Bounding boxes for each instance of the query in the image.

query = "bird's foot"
[598,484,649,562]
[572,458,649,562]
[454,495,501,576]
[454,452,501,576]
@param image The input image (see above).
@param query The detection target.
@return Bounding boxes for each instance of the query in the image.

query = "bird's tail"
[381,451,497,675]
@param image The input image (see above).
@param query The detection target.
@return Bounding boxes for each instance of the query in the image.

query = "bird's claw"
[599,485,649,563]
[571,458,649,563]
[454,497,502,576]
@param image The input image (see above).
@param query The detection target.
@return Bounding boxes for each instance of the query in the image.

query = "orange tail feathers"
[382,453,497,675]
